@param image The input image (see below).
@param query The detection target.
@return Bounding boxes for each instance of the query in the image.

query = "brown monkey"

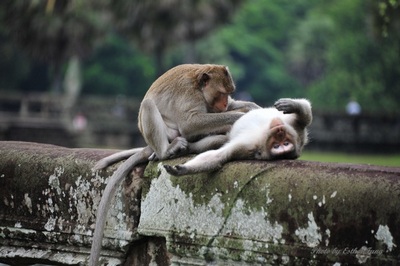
[93,64,259,169]
[164,98,312,176]
[89,64,259,265]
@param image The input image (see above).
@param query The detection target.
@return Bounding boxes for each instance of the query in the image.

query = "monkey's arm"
[164,142,244,176]
[274,98,312,128]
[227,97,261,112]
[93,147,145,170]
[164,149,226,176]
[187,134,229,154]
[180,112,243,140]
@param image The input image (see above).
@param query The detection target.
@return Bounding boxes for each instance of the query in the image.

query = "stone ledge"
[1,141,399,265]
[0,141,138,265]
[140,157,400,265]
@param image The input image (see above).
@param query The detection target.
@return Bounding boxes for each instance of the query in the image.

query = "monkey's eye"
[273,143,280,149]
[283,141,290,146]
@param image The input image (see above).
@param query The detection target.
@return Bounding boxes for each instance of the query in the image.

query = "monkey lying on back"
[89,64,259,265]
[164,98,312,176]
[93,64,260,169]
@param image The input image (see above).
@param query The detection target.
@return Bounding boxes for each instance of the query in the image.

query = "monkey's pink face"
[211,92,229,112]
[203,84,230,112]
[268,118,295,156]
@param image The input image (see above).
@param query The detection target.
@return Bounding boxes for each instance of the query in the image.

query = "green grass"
[300,151,400,167]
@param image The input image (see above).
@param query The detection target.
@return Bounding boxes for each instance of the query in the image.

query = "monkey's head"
[266,118,300,160]
[199,66,236,113]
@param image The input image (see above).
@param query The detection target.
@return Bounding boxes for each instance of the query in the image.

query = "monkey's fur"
[164,98,312,176]
[89,64,259,265]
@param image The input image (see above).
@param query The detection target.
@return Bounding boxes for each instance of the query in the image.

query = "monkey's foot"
[274,98,295,114]
[148,152,159,161]
[166,137,189,159]
[164,165,187,176]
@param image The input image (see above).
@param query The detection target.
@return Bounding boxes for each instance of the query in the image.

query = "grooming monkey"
[89,64,260,265]
[164,98,312,176]
[93,64,260,170]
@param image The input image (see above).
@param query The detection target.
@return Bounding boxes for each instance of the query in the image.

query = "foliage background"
[0,0,399,114]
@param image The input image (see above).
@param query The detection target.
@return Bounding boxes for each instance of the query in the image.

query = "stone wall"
[308,113,400,153]
[0,141,399,265]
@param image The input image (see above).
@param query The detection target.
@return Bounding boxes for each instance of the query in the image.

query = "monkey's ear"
[199,73,210,88]
[223,66,230,76]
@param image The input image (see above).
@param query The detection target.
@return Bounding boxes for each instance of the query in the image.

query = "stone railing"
[0,141,399,265]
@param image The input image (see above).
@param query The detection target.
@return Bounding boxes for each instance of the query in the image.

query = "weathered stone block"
[0,141,139,265]
[139,158,400,265]
[1,141,399,265]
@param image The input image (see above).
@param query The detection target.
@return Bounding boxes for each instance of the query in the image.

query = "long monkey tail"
[93,147,145,171]
[89,146,153,266]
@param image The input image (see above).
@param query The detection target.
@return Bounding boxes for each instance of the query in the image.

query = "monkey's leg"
[150,134,224,162]
[140,99,188,159]
[188,134,228,154]
[140,99,170,158]
[93,148,144,170]
[148,136,188,161]
[164,143,236,176]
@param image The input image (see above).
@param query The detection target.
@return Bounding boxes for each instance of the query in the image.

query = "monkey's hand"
[274,98,297,114]
[164,164,188,176]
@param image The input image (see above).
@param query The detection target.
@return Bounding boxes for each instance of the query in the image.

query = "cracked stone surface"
[0,141,139,265]
[140,157,400,265]
[1,141,400,265]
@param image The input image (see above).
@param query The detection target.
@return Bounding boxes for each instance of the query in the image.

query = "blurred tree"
[82,34,155,97]
[305,0,400,113]
[369,0,400,38]
[195,0,308,106]
[287,13,334,87]
[111,0,244,75]
[1,0,399,114]
[194,0,400,113]
[0,35,31,91]
[1,0,111,99]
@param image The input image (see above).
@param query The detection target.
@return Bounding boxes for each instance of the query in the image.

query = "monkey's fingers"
[274,99,295,114]
[164,164,187,176]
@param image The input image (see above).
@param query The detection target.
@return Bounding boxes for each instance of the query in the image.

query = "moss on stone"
[141,157,400,264]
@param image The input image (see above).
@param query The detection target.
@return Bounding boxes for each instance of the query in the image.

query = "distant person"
[346,99,361,141]
[346,100,361,116]
[73,112,87,131]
